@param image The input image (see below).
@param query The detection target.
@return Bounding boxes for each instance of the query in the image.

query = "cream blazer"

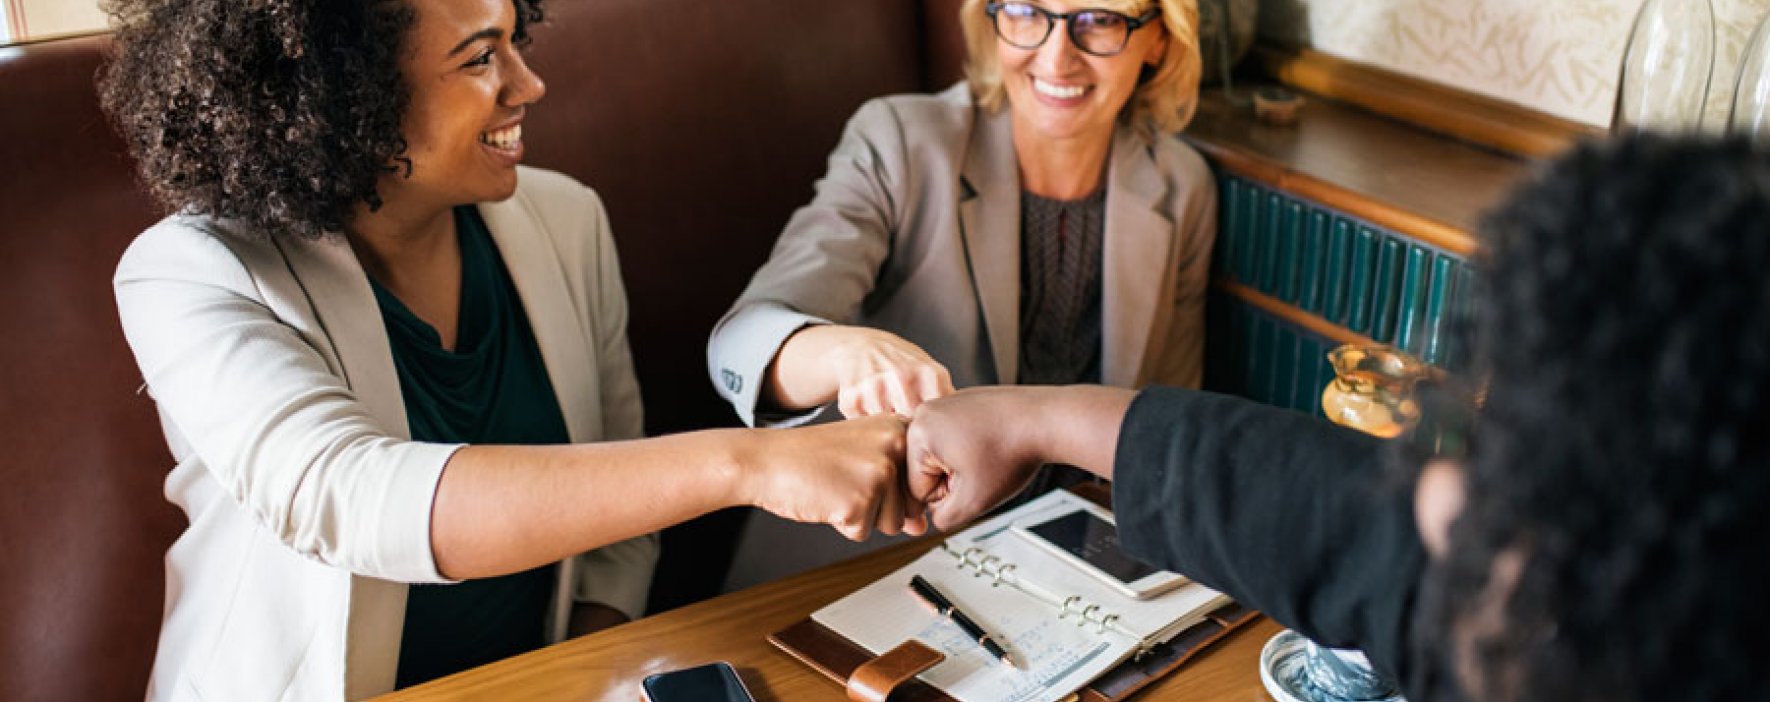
[114,167,659,701]
[708,83,1218,426]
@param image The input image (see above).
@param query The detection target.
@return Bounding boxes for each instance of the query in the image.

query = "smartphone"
[640,661,757,702]
[1014,507,1187,600]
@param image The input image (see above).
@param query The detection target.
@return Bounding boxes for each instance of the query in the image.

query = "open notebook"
[780,489,1239,702]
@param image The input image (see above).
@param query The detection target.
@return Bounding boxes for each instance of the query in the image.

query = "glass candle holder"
[1613,0,1716,134]
[1728,12,1770,141]
[1321,344,1427,439]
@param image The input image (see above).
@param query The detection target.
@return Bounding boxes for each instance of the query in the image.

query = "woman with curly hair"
[102,0,923,698]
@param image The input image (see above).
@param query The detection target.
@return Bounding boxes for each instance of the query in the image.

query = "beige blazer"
[708,83,1218,426]
[114,167,658,701]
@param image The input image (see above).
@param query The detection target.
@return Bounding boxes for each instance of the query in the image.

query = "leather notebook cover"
[768,601,1259,702]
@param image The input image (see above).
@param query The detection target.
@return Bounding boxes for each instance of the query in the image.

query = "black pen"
[908,574,1017,667]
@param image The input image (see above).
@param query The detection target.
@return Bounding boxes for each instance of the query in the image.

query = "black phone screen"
[641,662,754,702]
[1026,510,1158,584]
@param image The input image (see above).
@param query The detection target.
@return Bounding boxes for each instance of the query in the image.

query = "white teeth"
[1033,78,1086,100]
[480,124,522,150]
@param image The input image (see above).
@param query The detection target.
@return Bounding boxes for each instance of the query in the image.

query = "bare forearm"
[1024,386,1137,479]
[431,415,913,578]
[765,325,840,411]
[429,431,749,579]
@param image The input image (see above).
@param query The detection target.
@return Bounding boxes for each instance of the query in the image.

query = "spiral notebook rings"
[1057,597,1121,635]
[799,491,1238,700]
[943,543,1135,640]
[946,545,1019,587]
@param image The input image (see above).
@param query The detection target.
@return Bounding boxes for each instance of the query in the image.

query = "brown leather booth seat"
[516,0,927,615]
[0,34,183,702]
[0,1,970,699]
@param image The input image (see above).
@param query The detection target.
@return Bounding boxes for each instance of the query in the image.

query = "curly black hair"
[99,0,544,240]
[1410,136,1770,701]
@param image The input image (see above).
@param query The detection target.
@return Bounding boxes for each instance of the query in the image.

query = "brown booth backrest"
[0,1,973,699]
[520,0,925,439]
[517,0,930,615]
[0,34,184,702]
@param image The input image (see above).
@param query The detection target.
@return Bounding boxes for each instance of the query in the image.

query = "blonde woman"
[710,0,1216,432]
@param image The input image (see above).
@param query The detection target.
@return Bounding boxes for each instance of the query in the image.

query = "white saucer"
[1259,629,1406,702]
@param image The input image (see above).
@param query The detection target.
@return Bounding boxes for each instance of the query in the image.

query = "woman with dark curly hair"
[102,0,924,698]
[900,135,1770,701]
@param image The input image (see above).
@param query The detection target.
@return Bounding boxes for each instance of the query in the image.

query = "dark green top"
[375,206,569,689]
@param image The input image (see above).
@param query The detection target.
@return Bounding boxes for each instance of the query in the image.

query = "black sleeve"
[1110,387,1424,682]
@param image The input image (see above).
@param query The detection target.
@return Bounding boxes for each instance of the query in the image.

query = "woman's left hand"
[770,325,956,419]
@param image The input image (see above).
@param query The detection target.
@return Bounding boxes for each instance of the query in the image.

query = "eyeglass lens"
[994,2,1134,56]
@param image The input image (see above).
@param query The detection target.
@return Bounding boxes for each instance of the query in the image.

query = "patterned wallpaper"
[1259,0,1770,129]
[2,0,106,44]
[7,0,1768,130]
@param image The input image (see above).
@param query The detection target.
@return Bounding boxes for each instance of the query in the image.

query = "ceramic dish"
[1259,629,1407,702]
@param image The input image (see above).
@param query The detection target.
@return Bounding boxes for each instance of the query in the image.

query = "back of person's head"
[1414,135,1770,701]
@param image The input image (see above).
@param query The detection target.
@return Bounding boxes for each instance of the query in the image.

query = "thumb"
[905,448,951,505]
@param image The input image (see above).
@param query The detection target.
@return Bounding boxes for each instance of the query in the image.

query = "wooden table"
[377,536,1282,701]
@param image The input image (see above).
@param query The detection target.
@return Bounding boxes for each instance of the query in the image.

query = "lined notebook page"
[810,491,1228,702]
[813,546,1137,702]
[947,491,1228,644]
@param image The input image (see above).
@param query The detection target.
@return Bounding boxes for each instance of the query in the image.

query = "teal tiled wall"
[1203,172,1476,414]
[1205,299,1335,415]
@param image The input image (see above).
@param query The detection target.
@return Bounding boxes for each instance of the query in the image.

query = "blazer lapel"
[273,231,412,698]
[959,106,1023,385]
[478,191,597,641]
[1101,127,1176,388]
[275,234,410,439]
[478,192,599,444]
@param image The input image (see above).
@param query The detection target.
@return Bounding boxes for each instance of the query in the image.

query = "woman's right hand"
[770,325,956,419]
[905,387,1046,530]
[736,414,925,541]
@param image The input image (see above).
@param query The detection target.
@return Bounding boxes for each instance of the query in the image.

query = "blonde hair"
[958,0,1202,135]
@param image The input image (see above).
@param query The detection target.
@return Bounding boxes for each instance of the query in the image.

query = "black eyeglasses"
[984,2,1162,58]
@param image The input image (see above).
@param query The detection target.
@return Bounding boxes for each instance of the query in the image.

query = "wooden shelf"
[1251,46,1602,159]
[1184,86,1538,257]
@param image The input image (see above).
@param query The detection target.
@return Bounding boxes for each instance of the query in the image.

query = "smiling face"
[384,0,546,209]
[996,0,1166,145]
